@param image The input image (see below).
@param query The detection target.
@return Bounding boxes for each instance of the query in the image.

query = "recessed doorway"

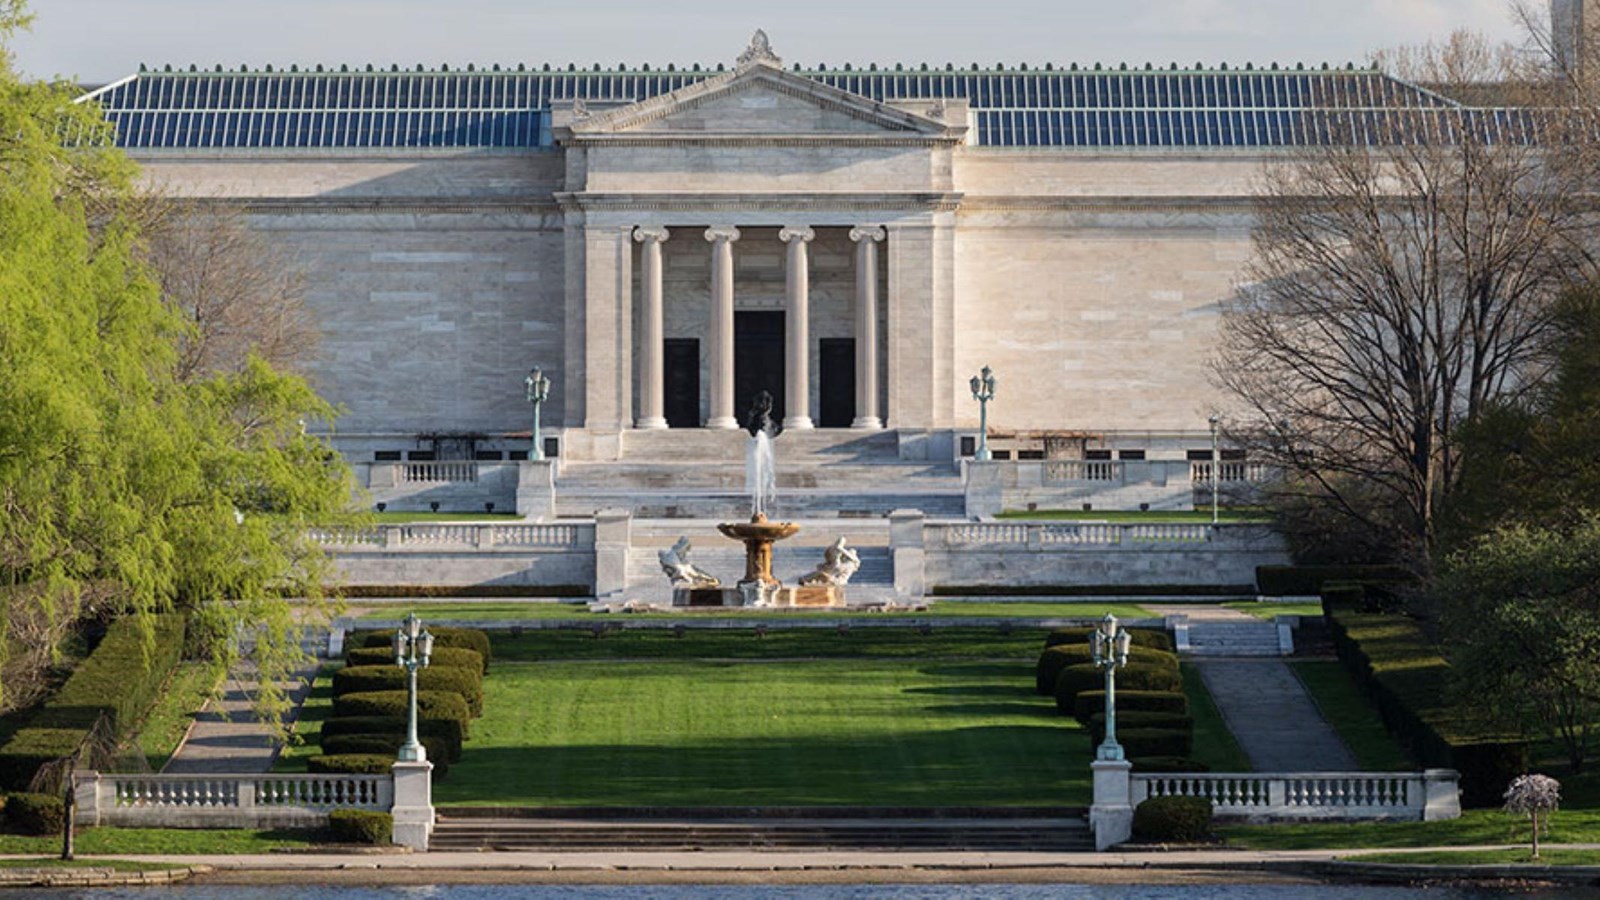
[818,338,855,428]
[663,338,700,428]
[734,311,785,427]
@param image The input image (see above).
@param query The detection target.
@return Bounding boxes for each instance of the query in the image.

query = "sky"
[14,0,1529,86]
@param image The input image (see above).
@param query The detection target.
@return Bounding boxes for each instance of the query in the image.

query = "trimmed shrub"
[344,646,485,675]
[320,734,451,775]
[1256,565,1413,597]
[320,716,463,761]
[1089,711,1193,746]
[332,690,472,734]
[5,792,64,835]
[0,615,185,790]
[1073,690,1189,724]
[1133,796,1213,842]
[1115,727,1193,758]
[308,754,394,775]
[328,809,393,845]
[1130,756,1210,773]
[1054,662,1181,714]
[332,665,483,715]
[1324,607,1527,807]
[358,627,492,670]
[1035,644,1179,696]
[1043,627,1174,654]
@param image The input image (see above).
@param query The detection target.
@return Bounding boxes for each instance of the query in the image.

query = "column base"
[851,417,884,430]
[782,416,815,431]
[635,417,669,430]
[705,416,740,430]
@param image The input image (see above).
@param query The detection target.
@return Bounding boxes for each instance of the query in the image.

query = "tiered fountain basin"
[669,514,845,609]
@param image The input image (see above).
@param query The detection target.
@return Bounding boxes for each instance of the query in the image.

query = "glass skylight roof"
[80,68,1490,150]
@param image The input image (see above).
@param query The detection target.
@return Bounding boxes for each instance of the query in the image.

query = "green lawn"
[1351,848,1600,866]
[1182,664,1251,772]
[484,627,1052,663]
[370,512,522,523]
[996,510,1270,523]
[0,829,314,855]
[353,601,1154,622]
[1291,660,1413,771]
[0,857,183,872]
[1221,602,1323,620]
[125,662,222,771]
[436,659,1091,807]
[1222,807,1600,850]
[276,665,338,772]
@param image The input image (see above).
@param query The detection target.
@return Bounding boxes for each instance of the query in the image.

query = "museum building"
[79,33,1501,471]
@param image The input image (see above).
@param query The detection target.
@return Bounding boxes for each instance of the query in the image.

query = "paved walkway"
[1195,660,1356,771]
[162,660,319,775]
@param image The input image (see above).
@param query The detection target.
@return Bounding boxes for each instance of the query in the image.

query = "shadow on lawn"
[435,724,1093,807]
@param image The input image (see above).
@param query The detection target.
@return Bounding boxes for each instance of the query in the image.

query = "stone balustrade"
[1130,770,1461,821]
[931,522,1220,547]
[966,458,1277,517]
[311,523,586,550]
[402,461,478,484]
[76,772,392,829]
[1045,460,1125,483]
[1190,460,1271,484]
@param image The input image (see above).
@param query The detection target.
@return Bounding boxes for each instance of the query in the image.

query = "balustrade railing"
[934,522,1214,547]
[309,523,586,550]
[1045,460,1125,483]
[1131,771,1457,820]
[403,461,477,484]
[1189,461,1269,484]
[80,772,392,828]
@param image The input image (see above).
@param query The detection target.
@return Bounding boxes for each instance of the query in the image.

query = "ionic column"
[633,226,670,429]
[704,226,741,429]
[779,226,816,430]
[850,225,886,429]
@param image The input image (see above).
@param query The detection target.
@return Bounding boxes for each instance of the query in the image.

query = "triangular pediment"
[568,63,958,141]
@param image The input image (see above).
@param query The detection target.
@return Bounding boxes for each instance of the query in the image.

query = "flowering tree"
[1503,774,1561,859]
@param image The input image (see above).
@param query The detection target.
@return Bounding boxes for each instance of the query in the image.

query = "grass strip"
[1291,660,1412,771]
[1349,848,1600,866]
[0,828,314,856]
[274,665,338,773]
[486,627,1051,662]
[0,858,183,872]
[1182,663,1251,772]
[1221,807,1600,850]
[127,662,223,772]
[437,659,1091,807]
[1220,602,1323,620]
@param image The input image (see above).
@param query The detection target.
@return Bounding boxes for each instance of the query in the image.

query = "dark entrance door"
[663,338,700,428]
[818,338,855,428]
[734,311,785,427]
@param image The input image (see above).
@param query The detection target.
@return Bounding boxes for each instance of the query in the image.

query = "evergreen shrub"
[319,716,463,761]
[1129,756,1210,773]
[1072,690,1189,723]
[357,627,492,669]
[344,646,485,675]
[332,691,472,733]
[320,734,451,775]
[5,792,63,835]
[1054,662,1181,713]
[1132,796,1213,842]
[1114,727,1193,758]
[332,665,483,715]
[1043,627,1174,653]
[307,754,394,775]
[1088,711,1193,745]
[327,809,392,845]
[1035,644,1179,696]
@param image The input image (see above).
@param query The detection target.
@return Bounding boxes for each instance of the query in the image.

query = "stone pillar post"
[850,225,886,429]
[779,226,816,430]
[634,226,670,429]
[516,459,556,521]
[593,507,633,601]
[889,509,926,600]
[1089,759,1134,851]
[962,459,1005,518]
[705,227,741,429]
[391,759,435,851]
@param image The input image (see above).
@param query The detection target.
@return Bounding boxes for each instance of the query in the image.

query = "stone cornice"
[959,195,1258,213]
[554,191,964,213]
[181,196,559,215]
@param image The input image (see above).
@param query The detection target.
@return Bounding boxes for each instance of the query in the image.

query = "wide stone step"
[556,490,965,519]
[428,819,1093,852]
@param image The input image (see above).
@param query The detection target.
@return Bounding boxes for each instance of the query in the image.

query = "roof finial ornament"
[737,29,782,69]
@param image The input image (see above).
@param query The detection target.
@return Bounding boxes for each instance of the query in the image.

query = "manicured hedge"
[1035,644,1179,696]
[0,615,186,790]
[332,665,483,715]
[344,646,485,675]
[1043,627,1174,654]
[1072,690,1189,724]
[1054,662,1182,714]
[1324,607,1526,807]
[320,716,464,761]
[320,734,452,775]
[328,809,393,845]
[332,690,473,734]
[1089,711,1193,746]
[1133,796,1212,842]
[1130,756,1210,773]
[1111,727,1193,758]
[5,792,64,835]
[1256,565,1413,597]
[308,754,395,775]
[357,627,492,670]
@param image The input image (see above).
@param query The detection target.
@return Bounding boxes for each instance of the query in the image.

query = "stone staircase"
[1183,620,1289,657]
[555,429,966,519]
[429,812,1094,852]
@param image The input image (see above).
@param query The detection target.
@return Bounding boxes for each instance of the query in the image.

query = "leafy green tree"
[1438,518,1600,772]
[0,3,354,730]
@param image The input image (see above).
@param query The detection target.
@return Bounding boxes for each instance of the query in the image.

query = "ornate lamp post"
[969,365,996,462]
[524,366,551,461]
[1091,613,1133,761]
[1207,413,1221,524]
[392,613,434,763]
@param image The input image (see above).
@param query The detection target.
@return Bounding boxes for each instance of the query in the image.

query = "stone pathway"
[1195,659,1356,771]
[162,660,320,775]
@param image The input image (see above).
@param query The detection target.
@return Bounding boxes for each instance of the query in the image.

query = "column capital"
[778,225,816,244]
[850,225,886,243]
[704,226,742,244]
[633,225,671,244]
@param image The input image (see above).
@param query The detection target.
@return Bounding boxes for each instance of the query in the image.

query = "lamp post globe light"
[969,365,996,462]
[393,613,435,763]
[524,366,552,461]
[1091,613,1133,761]
[1207,412,1221,525]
